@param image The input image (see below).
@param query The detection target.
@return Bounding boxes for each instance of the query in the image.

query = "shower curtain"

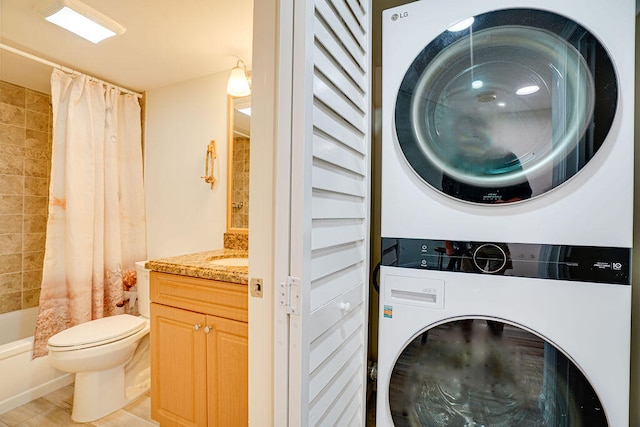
[33,69,147,358]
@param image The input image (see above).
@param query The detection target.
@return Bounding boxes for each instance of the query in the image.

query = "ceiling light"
[516,85,540,96]
[471,80,483,89]
[34,0,125,44]
[227,59,252,97]
[447,17,474,32]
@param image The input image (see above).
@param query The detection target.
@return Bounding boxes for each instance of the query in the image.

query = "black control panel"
[381,238,631,285]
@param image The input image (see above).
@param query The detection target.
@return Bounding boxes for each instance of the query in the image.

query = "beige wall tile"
[26,90,50,114]
[23,233,46,252]
[25,129,48,150]
[0,253,21,274]
[25,176,48,196]
[25,196,48,215]
[0,291,21,314]
[24,157,49,177]
[23,269,43,290]
[24,215,47,233]
[0,143,24,157]
[0,123,25,147]
[0,215,22,233]
[0,272,21,294]
[0,174,24,195]
[0,154,23,175]
[0,233,22,255]
[0,195,23,215]
[23,251,44,271]
[0,82,26,107]
[23,288,41,308]
[23,146,51,160]
[26,110,49,133]
[0,103,25,126]
[0,81,51,316]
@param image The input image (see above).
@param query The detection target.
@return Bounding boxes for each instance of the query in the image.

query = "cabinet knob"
[204,326,212,333]
[193,324,202,331]
[340,302,351,312]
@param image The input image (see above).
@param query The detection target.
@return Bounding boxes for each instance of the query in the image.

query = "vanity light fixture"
[34,0,126,44]
[226,59,252,97]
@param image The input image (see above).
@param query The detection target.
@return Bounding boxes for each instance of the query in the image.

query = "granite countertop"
[145,249,248,285]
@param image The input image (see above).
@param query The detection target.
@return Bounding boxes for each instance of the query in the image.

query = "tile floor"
[3,383,375,426]
[0,384,158,427]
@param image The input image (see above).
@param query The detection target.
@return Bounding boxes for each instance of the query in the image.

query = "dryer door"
[394,9,617,204]
[388,319,607,426]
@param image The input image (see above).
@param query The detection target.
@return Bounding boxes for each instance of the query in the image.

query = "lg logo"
[391,11,408,21]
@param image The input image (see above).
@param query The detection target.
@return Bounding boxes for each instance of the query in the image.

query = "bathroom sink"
[207,257,248,267]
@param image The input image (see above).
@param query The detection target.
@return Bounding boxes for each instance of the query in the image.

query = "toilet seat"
[48,314,147,351]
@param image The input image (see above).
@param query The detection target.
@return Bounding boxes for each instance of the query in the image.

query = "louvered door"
[287,0,372,425]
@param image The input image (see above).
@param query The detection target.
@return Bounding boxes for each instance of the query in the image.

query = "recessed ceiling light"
[34,0,126,44]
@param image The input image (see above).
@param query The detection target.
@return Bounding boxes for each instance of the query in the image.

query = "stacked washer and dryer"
[378,1,634,426]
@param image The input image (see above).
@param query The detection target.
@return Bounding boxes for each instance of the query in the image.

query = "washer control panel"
[381,237,631,285]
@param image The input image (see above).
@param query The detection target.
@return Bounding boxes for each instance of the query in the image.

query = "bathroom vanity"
[146,250,248,427]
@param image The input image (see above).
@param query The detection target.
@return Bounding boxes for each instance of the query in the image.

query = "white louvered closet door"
[287,0,372,425]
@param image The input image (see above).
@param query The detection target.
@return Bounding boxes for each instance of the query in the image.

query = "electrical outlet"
[250,278,263,298]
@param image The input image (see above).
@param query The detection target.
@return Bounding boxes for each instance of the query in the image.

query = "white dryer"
[378,1,634,426]
[381,0,634,247]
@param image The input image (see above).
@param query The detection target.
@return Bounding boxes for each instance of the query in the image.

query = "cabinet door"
[151,303,208,427]
[206,314,248,426]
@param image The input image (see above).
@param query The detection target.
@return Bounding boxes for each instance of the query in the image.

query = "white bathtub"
[0,307,73,415]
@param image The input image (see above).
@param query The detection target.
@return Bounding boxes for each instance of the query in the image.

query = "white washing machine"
[378,1,634,426]
[376,259,631,426]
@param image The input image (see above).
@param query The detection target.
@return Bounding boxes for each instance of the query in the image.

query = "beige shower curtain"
[33,69,146,358]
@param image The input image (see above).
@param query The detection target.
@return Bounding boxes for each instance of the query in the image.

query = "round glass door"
[388,319,607,426]
[394,9,617,204]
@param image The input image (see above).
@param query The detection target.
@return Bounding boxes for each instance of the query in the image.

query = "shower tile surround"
[0,81,51,315]
[231,135,250,229]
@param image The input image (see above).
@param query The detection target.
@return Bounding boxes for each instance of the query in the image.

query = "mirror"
[227,95,251,233]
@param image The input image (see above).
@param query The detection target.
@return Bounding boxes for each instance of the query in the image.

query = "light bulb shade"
[35,0,125,44]
[227,66,251,97]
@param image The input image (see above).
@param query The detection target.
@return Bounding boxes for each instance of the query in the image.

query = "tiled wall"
[0,81,51,315]
[231,135,250,229]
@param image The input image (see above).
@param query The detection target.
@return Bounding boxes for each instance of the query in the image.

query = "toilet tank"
[135,261,150,318]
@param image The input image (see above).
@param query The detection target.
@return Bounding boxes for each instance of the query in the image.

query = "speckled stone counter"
[224,232,248,250]
[145,249,248,285]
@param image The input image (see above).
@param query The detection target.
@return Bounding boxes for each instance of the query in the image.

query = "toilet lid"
[48,314,147,350]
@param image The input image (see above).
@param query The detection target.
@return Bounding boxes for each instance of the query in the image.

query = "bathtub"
[0,307,73,415]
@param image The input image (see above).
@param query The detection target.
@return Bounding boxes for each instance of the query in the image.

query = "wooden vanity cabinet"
[150,272,248,427]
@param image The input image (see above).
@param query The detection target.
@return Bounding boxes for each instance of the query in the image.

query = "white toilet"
[47,261,152,423]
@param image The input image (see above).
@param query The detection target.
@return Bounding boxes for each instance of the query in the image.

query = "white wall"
[144,71,229,259]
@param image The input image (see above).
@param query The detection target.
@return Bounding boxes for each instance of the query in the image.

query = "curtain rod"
[0,43,143,98]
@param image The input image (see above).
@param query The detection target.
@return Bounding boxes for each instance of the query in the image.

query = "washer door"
[388,319,607,426]
[394,9,617,204]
